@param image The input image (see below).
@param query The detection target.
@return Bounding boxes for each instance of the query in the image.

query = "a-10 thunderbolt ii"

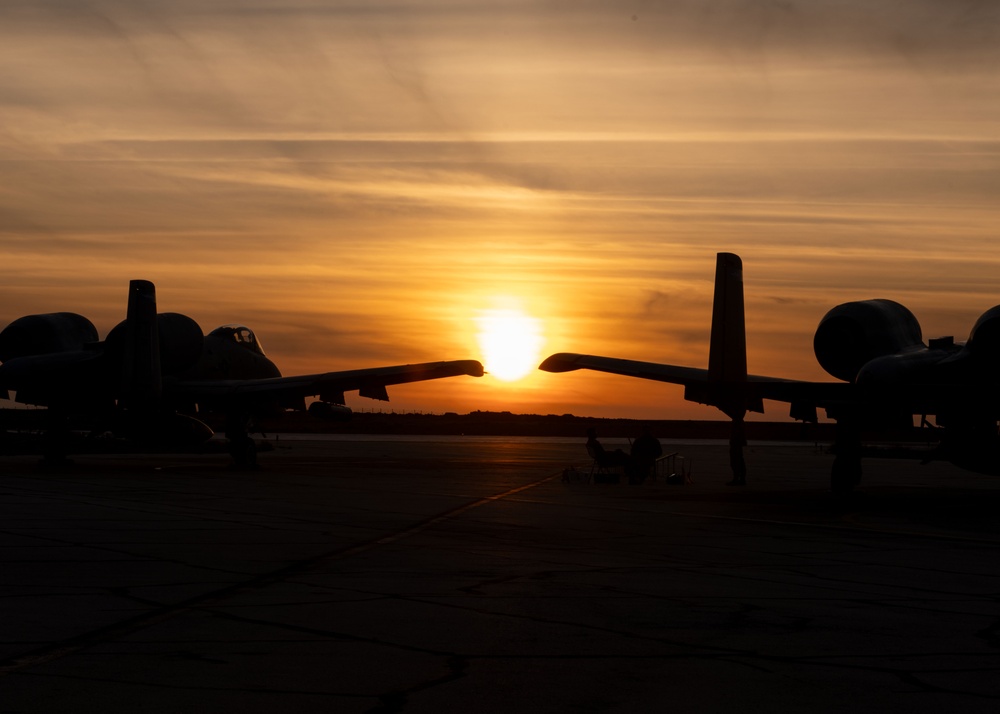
[541,253,1000,493]
[0,280,483,465]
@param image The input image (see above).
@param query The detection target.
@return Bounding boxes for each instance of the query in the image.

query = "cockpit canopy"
[208,325,267,356]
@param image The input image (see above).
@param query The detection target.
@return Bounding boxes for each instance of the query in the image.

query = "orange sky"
[3,2,1000,420]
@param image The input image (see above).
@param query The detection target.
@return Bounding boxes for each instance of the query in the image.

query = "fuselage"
[179,325,281,381]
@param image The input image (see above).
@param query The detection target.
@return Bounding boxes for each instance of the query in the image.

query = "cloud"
[2,0,1000,418]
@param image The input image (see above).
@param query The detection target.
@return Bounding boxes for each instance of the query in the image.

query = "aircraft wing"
[166,359,484,407]
[539,352,854,419]
[539,353,711,384]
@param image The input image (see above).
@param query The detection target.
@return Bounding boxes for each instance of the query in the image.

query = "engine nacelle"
[155,313,205,375]
[967,305,1000,363]
[105,312,204,376]
[0,313,99,363]
[813,299,923,382]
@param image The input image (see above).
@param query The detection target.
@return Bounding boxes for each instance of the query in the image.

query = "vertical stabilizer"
[708,252,748,385]
[707,252,753,483]
[121,280,162,409]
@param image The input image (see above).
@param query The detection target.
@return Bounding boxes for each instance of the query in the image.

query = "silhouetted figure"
[586,428,629,482]
[628,425,662,484]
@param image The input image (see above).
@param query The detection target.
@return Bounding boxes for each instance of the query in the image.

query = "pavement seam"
[0,471,562,678]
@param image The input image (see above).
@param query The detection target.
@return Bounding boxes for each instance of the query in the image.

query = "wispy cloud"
[2,1,999,417]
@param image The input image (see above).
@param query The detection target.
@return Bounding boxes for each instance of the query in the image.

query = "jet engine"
[0,313,100,363]
[154,313,205,375]
[813,299,924,382]
[967,305,1000,363]
[104,312,205,376]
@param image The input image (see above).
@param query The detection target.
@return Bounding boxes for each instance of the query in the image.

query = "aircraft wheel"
[830,454,861,495]
[229,435,258,470]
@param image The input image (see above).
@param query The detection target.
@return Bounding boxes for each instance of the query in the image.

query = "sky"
[2,1,1000,420]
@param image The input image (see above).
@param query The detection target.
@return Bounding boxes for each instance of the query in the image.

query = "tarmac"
[2,436,1000,713]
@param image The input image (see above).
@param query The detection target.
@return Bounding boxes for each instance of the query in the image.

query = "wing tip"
[465,360,486,377]
[538,353,582,373]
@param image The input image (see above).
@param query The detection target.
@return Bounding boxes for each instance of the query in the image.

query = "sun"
[476,306,545,382]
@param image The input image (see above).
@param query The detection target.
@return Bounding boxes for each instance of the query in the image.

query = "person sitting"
[586,428,629,482]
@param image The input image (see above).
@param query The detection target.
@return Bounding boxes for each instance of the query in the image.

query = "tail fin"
[708,253,747,384]
[120,280,162,410]
[705,253,763,418]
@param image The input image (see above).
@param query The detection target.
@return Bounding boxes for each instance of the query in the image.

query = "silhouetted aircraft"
[541,252,1000,493]
[0,280,484,465]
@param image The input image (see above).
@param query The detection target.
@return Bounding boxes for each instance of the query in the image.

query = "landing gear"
[830,417,862,495]
[727,416,747,486]
[227,434,258,469]
[225,412,258,470]
[830,452,862,495]
[41,410,73,467]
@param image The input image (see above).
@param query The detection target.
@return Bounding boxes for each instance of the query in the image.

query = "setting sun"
[476,306,545,382]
